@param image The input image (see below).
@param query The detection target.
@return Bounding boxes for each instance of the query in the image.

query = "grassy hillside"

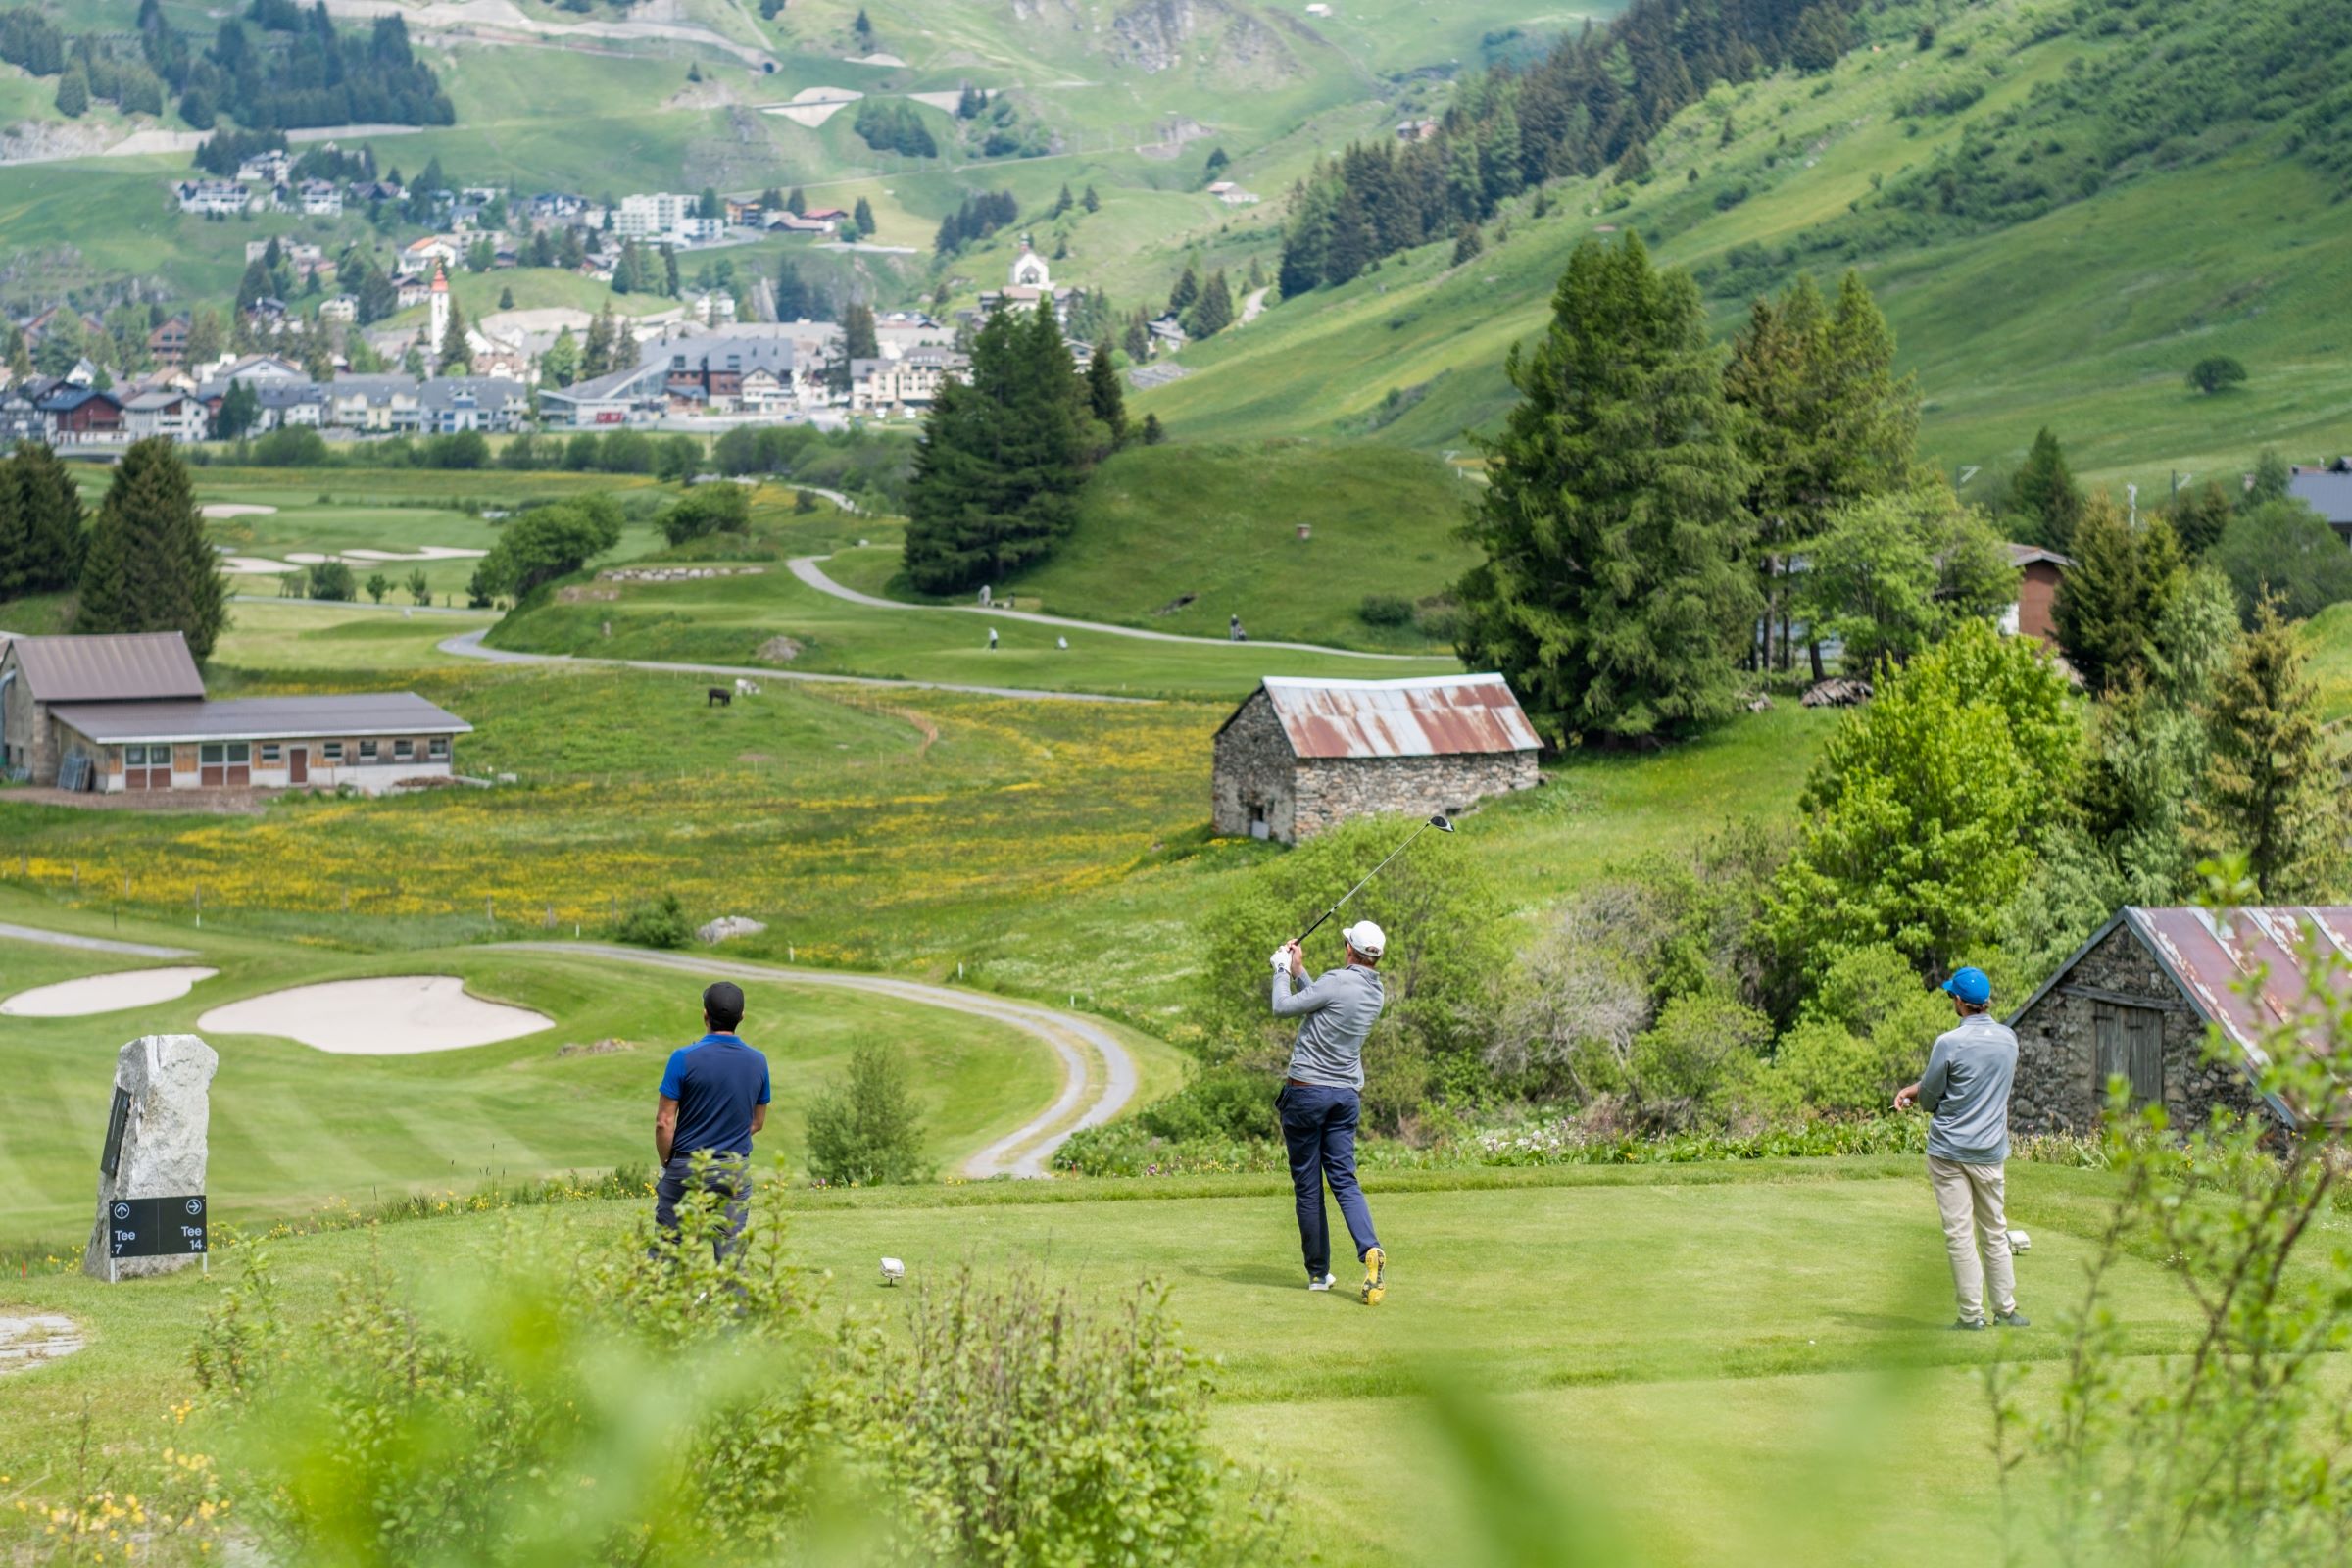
[1144,0,2352,493]
[829,441,1481,649]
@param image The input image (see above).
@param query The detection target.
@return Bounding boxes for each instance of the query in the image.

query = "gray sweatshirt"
[1273,963,1385,1090]
[1918,1012,2019,1164]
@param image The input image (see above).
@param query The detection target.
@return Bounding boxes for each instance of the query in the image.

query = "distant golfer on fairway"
[1273,920,1388,1303]
[1894,965,2027,1331]
[652,980,769,1262]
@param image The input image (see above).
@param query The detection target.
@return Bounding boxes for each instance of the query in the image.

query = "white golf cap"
[1343,920,1386,957]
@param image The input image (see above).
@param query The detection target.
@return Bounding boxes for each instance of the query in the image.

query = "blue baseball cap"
[1940,966,1992,1005]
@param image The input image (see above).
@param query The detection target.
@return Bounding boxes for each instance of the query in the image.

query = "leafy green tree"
[540,325,578,387]
[1456,233,1756,745]
[1789,2,1851,71]
[214,380,261,440]
[1801,484,2016,670]
[902,304,1088,593]
[1764,620,2077,989]
[1613,139,1651,183]
[842,301,879,362]
[2242,447,2294,510]
[773,258,814,321]
[11,442,85,593]
[473,498,623,600]
[2212,498,2352,625]
[804,1041,930,1185]
[2006,426,2084,552]
[405,566,431,605]
[2193,597,2340,899]
[54,66,87,117]
[1451,221,1484,264]
[2185,355,2247,395]
[76,438,227,661]
[307,560,356,601]
[2055,496,2185,695]
[660,484,749,545]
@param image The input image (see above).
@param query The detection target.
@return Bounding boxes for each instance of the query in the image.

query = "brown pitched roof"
[4,633,205,703]
[50,693,469,744]
[1222,674,1542,760]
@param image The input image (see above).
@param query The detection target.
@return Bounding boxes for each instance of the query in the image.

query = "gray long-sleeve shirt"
[1918,1012,2019,1164]
[1273,962,1385,1090]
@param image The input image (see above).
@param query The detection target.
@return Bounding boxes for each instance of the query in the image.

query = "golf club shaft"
[1291,820,1433,948]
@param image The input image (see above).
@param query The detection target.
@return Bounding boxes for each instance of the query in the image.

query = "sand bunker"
[202,503,279,519]
[198,976,552,1055]
[222,556,298,574]
[341,546,488,562]
[1,965,219,1017]
[906,90,965,113]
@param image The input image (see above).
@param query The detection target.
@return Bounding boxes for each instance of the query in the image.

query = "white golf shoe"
[1307,1273,1337,1291]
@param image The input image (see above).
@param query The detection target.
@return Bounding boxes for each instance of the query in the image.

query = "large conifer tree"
[902,303,1088,593]
[2008,426,2084,552]
[76,437,227,660]
[2194,597,2340,899]
[1456,234,1756,745]
[2054,496,2183,696]
[1086,341,1127,450]
[14,442,85,592]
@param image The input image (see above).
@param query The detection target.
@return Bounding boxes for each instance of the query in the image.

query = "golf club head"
[1429,813,1454,832]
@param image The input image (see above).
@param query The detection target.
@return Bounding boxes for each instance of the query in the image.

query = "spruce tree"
[0,459,25,599]
[1187,269,1234,338]
[902,304,1087,592]
[1087,341,1126,448]
[2008,426,2083,552]
[14,442,85,592]
[2055,497,2182,696]
[2166,479,2232,556]
[1457,234,1757,745]
[1167,263,1200,317]
[76,437,227,661]
[854,196,875,234]
[2194,597,2340,899]
[1082,184,1101,213]
[438,290,469,372]
[581,308,615,378]
[1451,221,1484,264]
[774,258,811,320]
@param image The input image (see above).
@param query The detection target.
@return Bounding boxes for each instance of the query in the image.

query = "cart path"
[787,555,1439,659]
[435,627,1153,704]
[0,922,197,959]
[0,1314,83,1376]
[494,942,1139,1178]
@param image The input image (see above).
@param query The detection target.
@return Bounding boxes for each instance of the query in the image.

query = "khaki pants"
[1929,1155,2015,1323]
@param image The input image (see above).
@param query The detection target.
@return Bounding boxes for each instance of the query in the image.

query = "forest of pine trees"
[933,191,1019,256]
[1279,0,1855,293]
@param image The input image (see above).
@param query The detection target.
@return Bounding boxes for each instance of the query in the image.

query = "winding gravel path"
[436,627,1152,704]
[787,555,1436,659]
[0,922,195,959]
[496,942,1138,1178]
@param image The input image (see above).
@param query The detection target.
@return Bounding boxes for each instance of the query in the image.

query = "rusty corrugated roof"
[1238,674,1540,760]
[2123,906,2352,1072]
[4,633,204,703]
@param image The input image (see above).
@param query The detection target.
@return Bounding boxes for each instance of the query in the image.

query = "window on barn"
[323,741,344,762]
[261,744,280,763]
[199,744,223,765]
[360,740,378,761]
[227,743,250,764]
[2092,1002,2163,1109]
[395,739,414,761]
[427,737,448,760]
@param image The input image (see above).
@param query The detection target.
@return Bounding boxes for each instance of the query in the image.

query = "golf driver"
[1290,813,1454,950]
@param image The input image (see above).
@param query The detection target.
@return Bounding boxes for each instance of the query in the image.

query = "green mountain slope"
[1144,0,2352,492]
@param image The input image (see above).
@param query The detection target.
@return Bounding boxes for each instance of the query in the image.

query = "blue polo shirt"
[659,1032,771,1159]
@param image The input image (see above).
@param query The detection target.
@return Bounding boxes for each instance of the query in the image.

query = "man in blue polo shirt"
[653,980,770,1261]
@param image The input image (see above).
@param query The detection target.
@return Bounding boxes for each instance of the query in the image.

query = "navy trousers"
[1277,1082,1379,1279]
[653,1153,752,1263]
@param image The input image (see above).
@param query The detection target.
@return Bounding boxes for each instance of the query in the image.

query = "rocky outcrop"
[697,916,767,945]
[1108,0,1295,82]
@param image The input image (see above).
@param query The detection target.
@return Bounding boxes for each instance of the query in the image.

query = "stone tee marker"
[81,1034,218,1281]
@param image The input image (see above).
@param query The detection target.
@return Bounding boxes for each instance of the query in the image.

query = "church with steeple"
[978,236,1077,328]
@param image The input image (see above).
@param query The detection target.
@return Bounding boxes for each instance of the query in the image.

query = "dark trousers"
[653,1153,752,1262]
[1278,1082,1379,1279]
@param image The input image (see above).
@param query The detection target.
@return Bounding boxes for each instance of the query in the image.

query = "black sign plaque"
[99,1086,131,1178]
[107,1195,206,1259]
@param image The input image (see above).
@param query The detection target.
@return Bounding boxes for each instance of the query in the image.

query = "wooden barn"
[1211,673,1540,844]
[2004,906,2352,1134]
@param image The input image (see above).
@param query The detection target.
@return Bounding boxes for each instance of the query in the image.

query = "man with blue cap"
[1895,965,2027,1330]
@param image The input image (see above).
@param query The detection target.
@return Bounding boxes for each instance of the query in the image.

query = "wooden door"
[288,747,308,785]
[2092,1002,2164,1108]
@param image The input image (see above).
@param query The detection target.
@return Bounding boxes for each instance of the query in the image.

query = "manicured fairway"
[0,1159,2197,1566]
[0,927,1062,1250]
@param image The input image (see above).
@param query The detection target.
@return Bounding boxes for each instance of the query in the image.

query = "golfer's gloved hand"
[1270,948,1290,976]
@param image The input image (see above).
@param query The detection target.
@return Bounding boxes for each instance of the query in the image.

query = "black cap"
[703,980,746,1030]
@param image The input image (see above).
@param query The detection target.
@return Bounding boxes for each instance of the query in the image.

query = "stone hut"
[2004,906,2352,1135]
[1211,673,1540,844]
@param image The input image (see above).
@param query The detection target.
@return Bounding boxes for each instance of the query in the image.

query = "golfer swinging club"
[1894,965,2027,1331]
[1272,921,1388,1303]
